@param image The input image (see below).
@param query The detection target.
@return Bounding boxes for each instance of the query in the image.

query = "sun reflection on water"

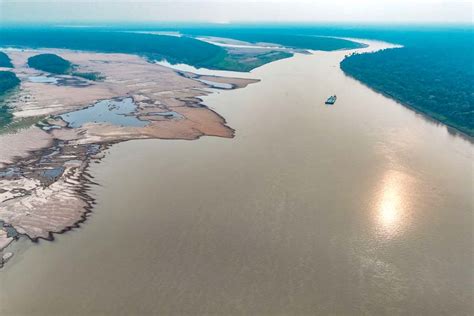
[380,185,399,226]
[374,169,414,239]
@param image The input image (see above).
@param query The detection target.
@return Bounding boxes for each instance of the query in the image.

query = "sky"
[1,0,472,24]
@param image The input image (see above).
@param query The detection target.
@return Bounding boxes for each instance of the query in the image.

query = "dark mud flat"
[196,78,234,89]
[28,75,91,87]
[146,111,184,119]
[0,134,108,241]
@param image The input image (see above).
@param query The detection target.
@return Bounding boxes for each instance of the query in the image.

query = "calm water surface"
[60,98,148,128]
[1,41,473,315]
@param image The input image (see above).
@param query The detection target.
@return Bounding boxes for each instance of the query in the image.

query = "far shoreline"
[340,61,474,142]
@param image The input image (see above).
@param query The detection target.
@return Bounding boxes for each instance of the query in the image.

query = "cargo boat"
[325,95,337,105]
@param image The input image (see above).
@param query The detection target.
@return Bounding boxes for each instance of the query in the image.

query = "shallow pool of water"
[60,98,148,128]
[28,76,59,84]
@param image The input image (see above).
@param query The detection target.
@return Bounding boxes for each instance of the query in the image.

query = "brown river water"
[1,40,473,315]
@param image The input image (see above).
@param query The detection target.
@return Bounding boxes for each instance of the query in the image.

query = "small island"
[28,53,72,74]
[28,53,104,81]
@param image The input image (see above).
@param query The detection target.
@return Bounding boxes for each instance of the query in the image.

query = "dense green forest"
[0,52,14,68]
[0,28,362,71]
[0,71,20,127]
[27,53,105,80]
[28,53,72,74]
[208,50,292,72]
[0,29,223,66]
[0,71,20,94]
[341,49,473,136]
[339,29,473,136]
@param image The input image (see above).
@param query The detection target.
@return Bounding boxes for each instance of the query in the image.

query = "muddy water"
[1,41,472,315]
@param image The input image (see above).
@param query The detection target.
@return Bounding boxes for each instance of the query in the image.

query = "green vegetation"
[341,47,474,136]
[0,29,225,67]
[0,71,20,94]
[204,50,292,72]
[0,52,14,68]
[0,71,21,127]
[0,116,45,135]
[27,53,105,81]
[0,28,363,72]
[0,104,13,127]
[27,53,72,74]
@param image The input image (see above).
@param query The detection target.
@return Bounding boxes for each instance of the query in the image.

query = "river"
[1,40,472,315]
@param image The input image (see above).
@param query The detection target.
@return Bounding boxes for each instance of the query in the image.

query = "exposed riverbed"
[1,40,472,315]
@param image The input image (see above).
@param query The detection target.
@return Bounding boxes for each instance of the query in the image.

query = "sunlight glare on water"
[374,169,414,240]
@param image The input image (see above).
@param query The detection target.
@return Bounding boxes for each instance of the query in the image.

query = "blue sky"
[1,0,472,24]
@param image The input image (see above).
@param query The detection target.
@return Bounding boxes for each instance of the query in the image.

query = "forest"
[0,27,362,72]
[28,53,72,74]
[340,30,473,136]
[0,29,224,67]
[0,71,20,95]
[0,71,20,127]
[0,52,14,68]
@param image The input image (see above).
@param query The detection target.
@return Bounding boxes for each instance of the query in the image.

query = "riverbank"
[340,41,474,138]
[341,66,474,140]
